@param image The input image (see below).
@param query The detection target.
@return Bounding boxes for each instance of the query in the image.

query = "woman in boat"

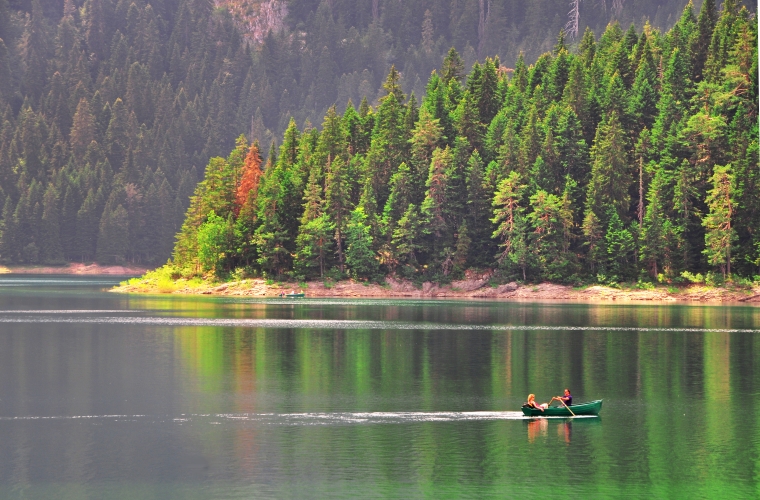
[526,394,547,411]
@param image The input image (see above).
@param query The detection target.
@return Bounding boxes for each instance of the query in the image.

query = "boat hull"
[521,399,603,417]
[284,293,305,298]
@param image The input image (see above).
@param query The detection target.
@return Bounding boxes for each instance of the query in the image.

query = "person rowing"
[551,388,572,407]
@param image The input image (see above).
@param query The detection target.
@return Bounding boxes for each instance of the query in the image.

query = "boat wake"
[0,312,756,333]
[0,411,596,425]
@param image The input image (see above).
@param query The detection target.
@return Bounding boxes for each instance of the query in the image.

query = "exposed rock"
[385,277,418,293]
[450,278,489,292]
[215,0,287,43]
[499,282,519,292]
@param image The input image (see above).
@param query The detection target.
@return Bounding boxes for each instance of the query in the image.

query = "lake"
[0,276,758,498]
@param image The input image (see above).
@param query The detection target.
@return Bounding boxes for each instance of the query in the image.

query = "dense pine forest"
[0,0,756,280]
[172,0,758,284]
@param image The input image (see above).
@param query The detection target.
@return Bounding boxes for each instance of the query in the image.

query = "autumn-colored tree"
[235,142,263,215]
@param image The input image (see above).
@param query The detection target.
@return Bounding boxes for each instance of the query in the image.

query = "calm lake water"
[0,276,758,498]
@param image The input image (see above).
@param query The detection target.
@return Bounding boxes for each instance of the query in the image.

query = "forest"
[172,1,759,284]
[0,0,756,282]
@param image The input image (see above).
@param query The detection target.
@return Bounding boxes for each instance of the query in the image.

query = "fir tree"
[702,164,736,278]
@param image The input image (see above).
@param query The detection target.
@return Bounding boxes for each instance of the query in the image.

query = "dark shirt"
[562,394,572,406]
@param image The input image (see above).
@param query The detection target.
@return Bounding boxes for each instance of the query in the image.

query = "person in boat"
[551,389,572,407]
[525,394,548,411]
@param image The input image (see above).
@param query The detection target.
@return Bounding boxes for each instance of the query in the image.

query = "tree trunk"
[638,156,644,229]
[336,226,344,272]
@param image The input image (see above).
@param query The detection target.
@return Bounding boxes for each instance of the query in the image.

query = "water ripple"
[0,314,756,332]
[0,411,577,425]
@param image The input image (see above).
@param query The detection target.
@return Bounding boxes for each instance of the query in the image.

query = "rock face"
[215,0,288,43]
[450,278,489,292]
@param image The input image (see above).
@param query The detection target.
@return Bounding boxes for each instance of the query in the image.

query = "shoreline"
[112,276,760,304]
[0,263,149,276]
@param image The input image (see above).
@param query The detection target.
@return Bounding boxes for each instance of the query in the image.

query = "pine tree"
[420,146,454,259]
[702,164,736,278]
[640,168,670,278]
[585,111,630,225]
[528,190,574,281]
[295,167,333,278]
[235,142,263,215]
[345,207,378,279]
[465,150,492,267]
[0,197,17,262]
[40,183,63,263]
[325,156,351,272]
[391,204,422,270]
[604,208,635,280]
[492,171,528,279]
[409,107,444,203]
[441,47,465,84]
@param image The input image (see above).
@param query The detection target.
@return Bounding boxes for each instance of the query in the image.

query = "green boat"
[284,293,305,298]
[521,399,603,417]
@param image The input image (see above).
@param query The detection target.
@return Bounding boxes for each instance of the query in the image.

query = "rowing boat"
[521,399,603,417]
[284,293,305,298]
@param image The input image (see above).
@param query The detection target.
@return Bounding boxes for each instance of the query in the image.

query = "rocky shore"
[112,275,760,304]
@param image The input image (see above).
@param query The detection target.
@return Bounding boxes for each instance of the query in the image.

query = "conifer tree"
[702,164,736,278]
[584,110,630,229]
[345,207,378,279]
[464,150,492,267]
[528,190,574,281]
[325,156,351,272]
[295,168,333,278]
[392,204,422,271]
[40,183,63,263]
[235,142,263,215]
[640,169,670,278]
[421,146,454,260]
[441,47,465,85]
[492,171,528,279]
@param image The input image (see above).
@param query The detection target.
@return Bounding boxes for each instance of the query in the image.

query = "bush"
[705,271,724,287]
[156,279,178,293]
[733,276,754,288]
[636,280,655,290]
[231,267,250,281]
[680,271,705,284]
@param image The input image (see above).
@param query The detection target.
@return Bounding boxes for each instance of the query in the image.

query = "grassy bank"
[113,266,760,303]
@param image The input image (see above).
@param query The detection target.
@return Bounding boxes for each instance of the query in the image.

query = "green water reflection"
[156,299,760,497]
[0,280,758,498]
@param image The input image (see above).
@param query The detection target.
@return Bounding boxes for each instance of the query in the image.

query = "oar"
[560,398,575,417]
